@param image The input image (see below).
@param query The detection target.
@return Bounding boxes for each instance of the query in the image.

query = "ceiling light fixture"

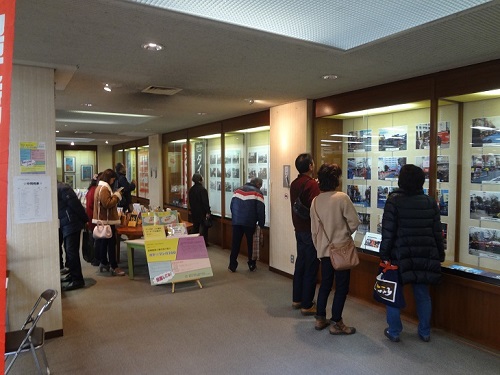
[105,140,109,144]
[70,142,75,146]
[322,74,338,80]
[142,42,164,51]
[244,99,255,105]
[104,83,111,92]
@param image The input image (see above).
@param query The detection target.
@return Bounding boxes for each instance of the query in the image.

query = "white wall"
[148,134,163,209]
[97,144,113,172]
[7,65,62,332]
[269,100,313,274]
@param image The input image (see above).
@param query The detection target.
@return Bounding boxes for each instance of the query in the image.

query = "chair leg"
[39,347,50,375]
[29,343,43,375]
[4,353,18,374]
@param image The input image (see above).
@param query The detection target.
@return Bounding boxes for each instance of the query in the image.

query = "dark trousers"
[229,225,255,269]
[59,228,65,269]
[95,225,118,268]
[63,230,84,282]
[293,231,319,309]
[192,220,209,245]
[316,257,350,322]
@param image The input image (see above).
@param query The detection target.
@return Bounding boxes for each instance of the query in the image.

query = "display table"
[116,222,192,263]
[123,239,146,280]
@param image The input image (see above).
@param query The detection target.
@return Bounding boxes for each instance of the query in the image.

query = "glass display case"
[56,148,97,190]
[137,146,149,199]
[164,139,187,208]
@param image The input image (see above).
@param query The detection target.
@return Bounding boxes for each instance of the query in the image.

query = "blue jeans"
[386,283,431,338]
[229,225,255,270]
[316,257,350,322]
[292,231,319,309]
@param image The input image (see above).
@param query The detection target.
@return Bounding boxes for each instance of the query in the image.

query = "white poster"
[14,175,52,224]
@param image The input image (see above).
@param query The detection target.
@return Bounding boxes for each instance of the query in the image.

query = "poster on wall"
[470,190,500,222]
[248,146,270,226]
[357,212,370,234]
[471,154,500,184]
[468,226,500,260]
[193,142,205,178]
[378,156,406,180]
[378,127,407,151]
[20,142,46,174]
[347,184,371,208]
[415,156,449,182]
[13,175,52,224]
[416,122,451,149]
[377,185,396,209]
[424,188,449,216]
[347,157,371,179]
[471,116,500,147]
[348,130,372,152]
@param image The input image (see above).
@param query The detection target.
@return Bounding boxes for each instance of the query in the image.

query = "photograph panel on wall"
[357,212,370,234]
[348,129,372,152]
[378,156,406,181]
[64,156,76,173]
[442,223,448,251]
[424,188,449,216]
[471,116,500,147]
[248,151,257,164]
[416,156,449,182]
[361,232,382,252]
[347,157,371,180]
[470,190,500,222]
[469,226,500,259]
[416,122,451,150]
[471,154,500,184]
[377,185,396,209]
[64,174,75,188]
[347,184,371,208]
[81,164,93,180]
[378,126,407,151]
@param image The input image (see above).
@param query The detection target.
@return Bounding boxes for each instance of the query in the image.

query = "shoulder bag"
[312,200,359,270]
[93,188,113,239]
[292,179,311,220]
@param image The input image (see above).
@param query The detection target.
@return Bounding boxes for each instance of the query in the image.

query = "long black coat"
[379,188,445,285]
[57,182,89,237]
[188,182,210,224]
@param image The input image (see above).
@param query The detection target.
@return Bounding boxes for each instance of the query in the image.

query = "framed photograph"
[64,174,75,188]
[81,164,93,180]
[64,156,76,173]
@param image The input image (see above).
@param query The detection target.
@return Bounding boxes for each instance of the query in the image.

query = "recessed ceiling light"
[82,103,93,107]
[244,99,255,105]
[322,74,338,80]
[55,130,60,133]
[142,42,164,51]
[197,112,207,116]
[70,142,75,146]
[105,140,109,144]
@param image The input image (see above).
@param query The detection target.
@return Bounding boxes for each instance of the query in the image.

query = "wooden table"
[116,222,192,263]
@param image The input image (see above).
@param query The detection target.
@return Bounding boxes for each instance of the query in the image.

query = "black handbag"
[203,215,213,228]
[373,261,406,308]
[292,180,311,220]
[82,229,95,263]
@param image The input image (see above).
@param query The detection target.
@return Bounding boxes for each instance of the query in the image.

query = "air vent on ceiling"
[142,86,182,96]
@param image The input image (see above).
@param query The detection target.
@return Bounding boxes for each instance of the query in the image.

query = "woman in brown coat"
[92,168,125,276]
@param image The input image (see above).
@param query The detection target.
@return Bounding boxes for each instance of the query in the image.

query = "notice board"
[144,234,213,285]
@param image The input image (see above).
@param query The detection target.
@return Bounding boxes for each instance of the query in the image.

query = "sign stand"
[171,279,203,293]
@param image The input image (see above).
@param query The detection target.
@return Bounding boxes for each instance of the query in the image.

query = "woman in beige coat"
[310,163,360,334]
[92,168,125,276]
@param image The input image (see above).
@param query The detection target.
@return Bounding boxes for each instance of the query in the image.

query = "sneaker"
[60,267,70,275]
[384,328,400,342]
[329,319,356,335]
[301,302,316,316]
[111,267,126,276]
[292,302,301,310]
[315,316,330,331]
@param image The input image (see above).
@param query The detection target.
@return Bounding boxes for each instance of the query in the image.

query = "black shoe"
[419,334,430,342]
[62,280,85,291]
[247,260,256,272]
[60,267,70,275]
[91,259,100,267]
[384,328,400,342]
[60,273,72,283]
[228,266,236,273]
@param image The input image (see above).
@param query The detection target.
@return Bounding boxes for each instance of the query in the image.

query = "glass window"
[444,89,500,275]
[164,139,187,208]
[224,127,270,226]
[137,146,149,199]
[191,135,222,215]
[124,147,137,183]
[317,102,431,250]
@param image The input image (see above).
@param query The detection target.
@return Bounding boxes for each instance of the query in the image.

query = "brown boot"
[315,316,330,331]
[300,302,316,316]
[329,319,356,335]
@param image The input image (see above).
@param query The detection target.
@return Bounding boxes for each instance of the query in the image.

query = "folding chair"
[4,289,58,374]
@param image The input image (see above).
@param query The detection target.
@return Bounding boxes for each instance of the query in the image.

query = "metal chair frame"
[4,289,58,375]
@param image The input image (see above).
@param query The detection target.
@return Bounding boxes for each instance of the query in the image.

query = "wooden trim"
[222,111,270,133]
[162,130,188,143]
[45,329,63,339]
[187,122,222,139]
[56,145,97,151]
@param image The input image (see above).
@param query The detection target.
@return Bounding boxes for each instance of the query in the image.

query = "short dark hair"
[295,153,313,174]
[317,163,342,191]
[250,177,263,188]
[192,173,203,183]
[100,168,117,184]
[398,164,425,192]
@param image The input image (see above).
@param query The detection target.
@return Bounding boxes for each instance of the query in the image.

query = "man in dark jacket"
[57,181,89,291]
[115,162,136,213]
[290,153,320,316]
[188,173,211,246]
[228,177,265,272]
[380,164,445,343]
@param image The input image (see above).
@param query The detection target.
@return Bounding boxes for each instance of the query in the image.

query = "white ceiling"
[13,0,500,146]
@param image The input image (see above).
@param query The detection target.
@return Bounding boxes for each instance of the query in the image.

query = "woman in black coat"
[188,173,211,246]
[379,164,445,343]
